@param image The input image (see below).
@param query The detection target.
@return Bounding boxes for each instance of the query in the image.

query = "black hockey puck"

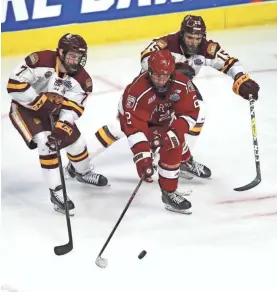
[138,250,147,259]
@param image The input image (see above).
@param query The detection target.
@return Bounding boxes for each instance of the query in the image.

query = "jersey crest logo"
[64,80,72,89]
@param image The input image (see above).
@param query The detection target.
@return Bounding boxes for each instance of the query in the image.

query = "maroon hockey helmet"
[57,33,88,74]
[148,50,175,94]
[180,15,206,54]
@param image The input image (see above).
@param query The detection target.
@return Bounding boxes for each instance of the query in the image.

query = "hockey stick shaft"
[249,96,261,177]
[50,113,73,255]
[97,174,145,258]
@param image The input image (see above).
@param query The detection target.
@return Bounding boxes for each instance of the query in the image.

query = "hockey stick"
[234,95,261,192]
[50,113,73,255]
[95,148,160,268]
[95,174,145,268]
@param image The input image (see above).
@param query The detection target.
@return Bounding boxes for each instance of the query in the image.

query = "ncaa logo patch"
[194,59,203,66]
[169,93,180,101]
[126,95,136,108]
[44,71,52,79]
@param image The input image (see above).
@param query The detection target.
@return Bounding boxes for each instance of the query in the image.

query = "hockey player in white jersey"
[88,15,260,179]
[7,33,108,216]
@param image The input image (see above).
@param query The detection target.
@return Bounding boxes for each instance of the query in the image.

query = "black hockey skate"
[180,156,211,179]
[65,162,109,187]
[162,190,192,214]
[50,185,75,216]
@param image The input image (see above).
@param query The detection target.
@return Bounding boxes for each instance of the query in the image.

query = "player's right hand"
[133,152,154,183]
[29,92,63,115]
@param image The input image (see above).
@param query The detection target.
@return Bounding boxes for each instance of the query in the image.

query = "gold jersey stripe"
[62,100,84,115]
[99,127,114,145]
[7,82,29,90]
[190,126,202,133]
[67,150,89,162]
[40,158,59,165]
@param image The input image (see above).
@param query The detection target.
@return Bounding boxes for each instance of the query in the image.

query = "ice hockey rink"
[1,25,277,292]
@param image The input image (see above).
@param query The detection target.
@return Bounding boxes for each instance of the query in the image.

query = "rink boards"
[2,0,277,56]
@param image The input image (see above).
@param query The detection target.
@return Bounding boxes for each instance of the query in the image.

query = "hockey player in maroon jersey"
[7,33,108,216]
[118,50,200,214]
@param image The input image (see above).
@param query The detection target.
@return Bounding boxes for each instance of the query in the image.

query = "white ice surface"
[1,25,277,292]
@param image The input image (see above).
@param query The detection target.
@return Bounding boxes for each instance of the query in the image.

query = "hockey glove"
[152,130,181,151]
[47,120,73,151]
[233,73,260,100]
[133,152,154,183]
[29,92,63,116]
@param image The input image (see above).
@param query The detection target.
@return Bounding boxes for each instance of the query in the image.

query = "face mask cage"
[149,71,173,94]
[181,32,204,54]
[61,50,87,74]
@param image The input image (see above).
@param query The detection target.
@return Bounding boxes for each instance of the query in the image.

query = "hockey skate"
[161,190,192,214]
[180,156,211,179]
[65,162,109,187]
[50,185,75,216]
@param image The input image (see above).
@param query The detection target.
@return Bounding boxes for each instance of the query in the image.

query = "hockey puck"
[138,250,147,259]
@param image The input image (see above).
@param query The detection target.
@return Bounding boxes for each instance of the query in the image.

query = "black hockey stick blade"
[54,241,73,256]
[234,175,261,192]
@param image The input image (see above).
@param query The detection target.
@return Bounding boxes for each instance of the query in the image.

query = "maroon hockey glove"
[29,92,63,116]
[47,120,74,151]
[133,152,154,183]
[233,73,260,100]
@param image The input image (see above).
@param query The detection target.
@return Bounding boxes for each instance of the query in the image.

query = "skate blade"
[180,171,212,180]
[164,205,192,215]
[75,177,111,188]
[78,181,111,188]
[54,205,75,216]
[175,189,192,197]
[179,172,194,180]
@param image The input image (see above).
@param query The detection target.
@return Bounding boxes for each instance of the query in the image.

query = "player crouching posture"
[118,50,200,214]
[7,33,108,216]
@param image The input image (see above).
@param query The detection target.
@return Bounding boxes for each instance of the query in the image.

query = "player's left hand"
[233,73,260,100]
[152,130,181,151]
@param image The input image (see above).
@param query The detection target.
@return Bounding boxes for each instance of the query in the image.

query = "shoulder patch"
[85,77,92,92]
[207,42,218,56]
[25,53,39,67]
[156,39,167,49]
[126,95,136,108]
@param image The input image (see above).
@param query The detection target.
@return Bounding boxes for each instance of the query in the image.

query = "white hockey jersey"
[7,50,92,124]
[140,31,245,80]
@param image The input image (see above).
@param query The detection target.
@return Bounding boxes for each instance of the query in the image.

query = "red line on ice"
[242,211,277,219]
[218,195,277,204]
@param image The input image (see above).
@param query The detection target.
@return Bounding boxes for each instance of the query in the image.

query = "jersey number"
[193,95,200,108]
[144,42,161,53]
[16,65,28,76]
[216,49,230,61]
[125,112,132,125]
